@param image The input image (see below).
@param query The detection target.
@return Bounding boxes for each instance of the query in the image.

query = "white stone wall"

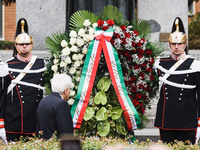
[138,0,188,52]
[16,0,66,50]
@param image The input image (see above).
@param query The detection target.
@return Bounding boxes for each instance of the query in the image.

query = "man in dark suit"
[36,74,73,140]
[154,17,200,144]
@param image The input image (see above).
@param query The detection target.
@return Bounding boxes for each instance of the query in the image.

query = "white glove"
[195,127,200,144]
[0,128,7,144]
[0,62,9,77]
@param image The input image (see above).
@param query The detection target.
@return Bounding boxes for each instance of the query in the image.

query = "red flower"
[124,50,129,56]
[135,93,142,99]
[114,33,120,38]
[137,43,142,47]
[149,74,154,80]
[132,42,136,47]
[132,99,140,106]
[131,86,137,93]
[133,30,138,36]
[127,56,133,61]
[138,83,144,89]
[125,80,132,85]
[125,32,130,38]
[139,103,145,114]
[138,53,143,58]
[139,72,145,80]
[140,39,146,43]
[138,48,144,54]
[102,26,109,31]
[120,25,126,31]
[146,67,152,73]
[145,49,152,56]
[97,20,104,26]
[141,62,146,67]
[107,20,115,26]
[134,64,140,70]
[130,76,137,82]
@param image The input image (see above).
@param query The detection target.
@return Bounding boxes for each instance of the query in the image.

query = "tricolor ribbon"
[71,27,141,131]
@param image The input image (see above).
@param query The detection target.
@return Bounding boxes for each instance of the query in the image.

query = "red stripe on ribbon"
[75,42,103,129]
[101,38,133,130]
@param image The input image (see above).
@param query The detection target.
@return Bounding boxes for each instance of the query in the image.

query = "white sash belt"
[158,55,189,91]
[7,56,37,94]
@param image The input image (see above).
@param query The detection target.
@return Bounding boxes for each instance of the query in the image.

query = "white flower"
[61,40,68,47]
[76,71,81,75]
[69,67,76,74]
[72,54,78,60]
[70,38,77,45]
[51,65,58,72]
[77,54,84,60]
[65,56,72,64]
[88,34,94,41]
[60,61,66,67]
[89,28,94,35]
[78,28,85,37]
[76,38,85,47]
[74,60,80,68]
[53,58,59,64]
[92,23,98,28]
[79,60,84,65]
[71,83,75,88]
[62,47,70,56]
[69,30,77,38]
[70,45,78,52]
[68,98,75,105]
[70,90,75,96]
[82,47,88,54]
[83,19,91,27]
[76,77,80,82]
[83,34,90,42]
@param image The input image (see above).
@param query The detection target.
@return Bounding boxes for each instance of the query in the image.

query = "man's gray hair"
[51,74,72,94]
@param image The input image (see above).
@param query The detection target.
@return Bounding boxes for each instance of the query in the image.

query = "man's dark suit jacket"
[36,92,73,139]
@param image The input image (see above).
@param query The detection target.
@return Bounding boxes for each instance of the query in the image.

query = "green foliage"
[146,41,165,57]
[100,5,127,26]
[69,10,99,31]
[2,0,15,6]
[0,41,13,50]
[45,32,68,56]
[94,91,107,105]
[188,13,200,49]
[131,19,151,39]
[76,77,129,138]
[97,77,112,92]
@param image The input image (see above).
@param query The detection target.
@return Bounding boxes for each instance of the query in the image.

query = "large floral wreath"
[44,5,164,138]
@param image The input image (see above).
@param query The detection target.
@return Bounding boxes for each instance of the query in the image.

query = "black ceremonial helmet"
[13,18,33,57]
[168,17,187,53]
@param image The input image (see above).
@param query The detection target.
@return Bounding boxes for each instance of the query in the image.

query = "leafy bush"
[0,41,13,50]
[1,136,200,150]
[188,13,200,49]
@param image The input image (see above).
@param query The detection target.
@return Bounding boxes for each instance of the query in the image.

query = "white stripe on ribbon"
[73,40,100,128]
[105,41,137,129]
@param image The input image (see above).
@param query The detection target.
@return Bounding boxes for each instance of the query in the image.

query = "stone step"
[135,128,160,142]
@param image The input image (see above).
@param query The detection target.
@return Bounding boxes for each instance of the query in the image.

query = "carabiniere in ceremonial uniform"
[0,18,46,142]
[154,17,200,144]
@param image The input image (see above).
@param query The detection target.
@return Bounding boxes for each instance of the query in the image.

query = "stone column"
[16,0,66,50]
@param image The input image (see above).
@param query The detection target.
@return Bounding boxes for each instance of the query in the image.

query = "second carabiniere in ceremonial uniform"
[154,17,200,144]
[0,18,46,142]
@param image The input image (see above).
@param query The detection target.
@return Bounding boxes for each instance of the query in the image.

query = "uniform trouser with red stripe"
[160,129,196,144]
